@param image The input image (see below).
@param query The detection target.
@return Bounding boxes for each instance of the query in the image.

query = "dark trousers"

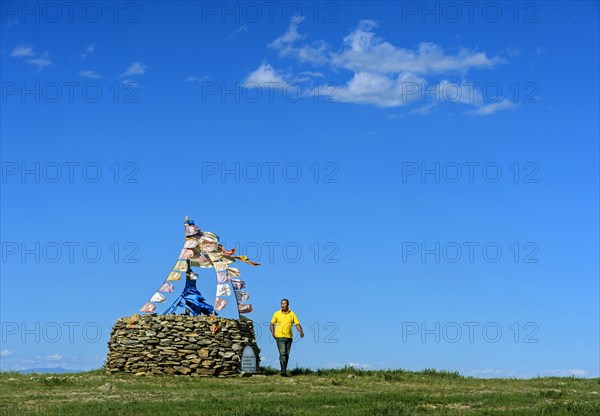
[276,337,293,373]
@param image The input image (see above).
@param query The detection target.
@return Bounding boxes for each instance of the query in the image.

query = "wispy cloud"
[27,52,52,72]
[270,16,306,49]
[0,349,13,357]
[0,353,105,372]
[185,75,210,82]
[409,101,439,115]
[80,44,95,59]
[299,71,324,78]
[226,24,248,40]
[79,70,102,79]
[10,44,35,58]
[120,61,146,77]
[467,368,515,378]
[10,44,52,72]
[2,19,19,31]
[331,20,503,75]
[465,98,516,116]
[346,362,374,370]
[270,19,501,74]
[539,369,588,377]
[324,362,374,370]
[292,71,325,83]
[269,15,329,65]
[122,79,139,88]
[503,47,521,58]
[467,368,591,378]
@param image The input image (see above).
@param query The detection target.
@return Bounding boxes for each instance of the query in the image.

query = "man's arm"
[295,324,304,338]
[270,312,278,338]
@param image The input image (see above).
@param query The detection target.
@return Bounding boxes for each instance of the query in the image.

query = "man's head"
[280,298,289,311]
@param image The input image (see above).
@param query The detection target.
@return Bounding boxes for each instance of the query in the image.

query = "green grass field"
[1,367,599,415]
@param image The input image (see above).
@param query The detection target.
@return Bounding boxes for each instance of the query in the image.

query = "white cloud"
[243,63,288,88]
[271,19,502,74]
[270,16,306,49]
[324,362,374,370]
[269,16,329,65]
[314,71,427,107]
[465,98,516,116]
[540,369,588,377]
[248,19,513,114]
[79,70,102,79]
[295,41,330,65]
[0,353,104,372]
[299,71,324,78]
[185,75,209,82]
[409,79,487,114]
[346,362,374,370]
[292,71,325,83]
[3,19,19,30]
[10,44,35,57]
[0,349,13,357]
[290,15,304,24]
[259,356,274,365]
[503,47,521,58]
[27,52,52,72]
[314,76,514,112]
[10,44,52,72]
[80,44,95,59]
[120,61,146,77]
[226,24,248,40]
[409,102,439,115]
[331,20,503,75]
[122,79,139,88]
[466,368,592,379]
[468,368,512,377]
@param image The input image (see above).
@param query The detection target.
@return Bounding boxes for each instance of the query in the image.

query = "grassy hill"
[1,367,599,415]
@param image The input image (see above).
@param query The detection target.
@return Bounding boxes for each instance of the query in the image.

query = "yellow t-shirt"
[271,310,300,338]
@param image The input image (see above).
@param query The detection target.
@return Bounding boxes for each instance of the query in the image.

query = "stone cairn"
[105,314,260,376]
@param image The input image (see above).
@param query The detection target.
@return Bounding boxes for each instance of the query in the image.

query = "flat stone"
[97,382,114,391]
[196,368,216,376]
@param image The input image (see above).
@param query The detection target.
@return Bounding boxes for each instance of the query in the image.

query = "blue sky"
[1,1,598,378]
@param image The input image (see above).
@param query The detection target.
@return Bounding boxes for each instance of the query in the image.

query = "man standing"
[270,298,304,377]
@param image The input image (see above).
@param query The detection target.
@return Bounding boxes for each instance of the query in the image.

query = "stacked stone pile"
[105,314,260,376]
